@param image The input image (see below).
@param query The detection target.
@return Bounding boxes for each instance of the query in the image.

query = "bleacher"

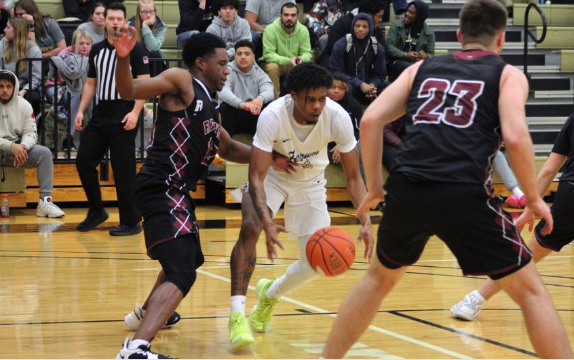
[3,0,568,206]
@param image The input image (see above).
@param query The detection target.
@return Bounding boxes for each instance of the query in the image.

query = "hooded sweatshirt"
[0,70,37,153]
[206,15,252,59]
[218,61,274,108]
[128,15,167,54]
[329,13,386,89]
[260,17,313,65]
[0,39,42,91]
[386,0,435,61]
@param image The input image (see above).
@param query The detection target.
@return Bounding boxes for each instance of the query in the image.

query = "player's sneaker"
[228,311,254,351]
[124,306,181,331]
[450,290,485,321]
[230,182,249,204]
[250,278,279,333]
[37,196,65,218]
[116,338,171,359]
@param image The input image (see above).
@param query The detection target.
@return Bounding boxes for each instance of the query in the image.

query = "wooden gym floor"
[0,204,572,359]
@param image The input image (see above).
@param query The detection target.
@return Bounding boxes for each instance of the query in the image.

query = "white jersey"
[253,95,357,182]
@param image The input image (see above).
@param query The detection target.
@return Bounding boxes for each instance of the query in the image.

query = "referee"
[74,2,150,235]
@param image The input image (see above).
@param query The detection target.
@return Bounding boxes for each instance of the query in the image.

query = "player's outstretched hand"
[263,221,287,262]
[357,223,374,262]
[356,190,384,218]
[525,197,553,235]
[271,151,299,174]
[514,207,534,232]
[115,26,137,58]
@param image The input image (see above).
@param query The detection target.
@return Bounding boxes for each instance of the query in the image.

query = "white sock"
[512,187,524,198]
[471,290,485,303]
[231,295,246,314]
[266,235,318,299]
[127,339,150,350]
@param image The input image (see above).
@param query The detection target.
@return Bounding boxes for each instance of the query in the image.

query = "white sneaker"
[124,306,181,331]
[116,338,170,359]
[37,197,65,218]
[230,182,249,204]
[143,109,153,124]
[450,290,485,321]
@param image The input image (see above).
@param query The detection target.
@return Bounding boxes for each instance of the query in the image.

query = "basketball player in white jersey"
[228,62,374,350]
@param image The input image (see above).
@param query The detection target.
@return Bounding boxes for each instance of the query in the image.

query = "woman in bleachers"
[0,17,42,115]
[128,0,166,76]
[78,2,106,45]
[14,0,66,58]
[45,28,93,151]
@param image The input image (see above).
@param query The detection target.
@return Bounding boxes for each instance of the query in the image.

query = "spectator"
[327,73,363,165]
[0,17,42,116]
[330,13,386,104]
[78,2,106,45]
[218,40,273,137]
[45,28,92,151]
[0,70,65,217]
[244,0,295,58]
[128,0,167,75]
[62,0,115,22]
[74,2,150,235]
[14,0,66,58]
[1,0,14,17]
[304,0,343,51]
[261,3,312,99]
[386,0,435,78]
[316,0,385,69]
[382,117,404,172]
[176,0,215,49]
[391,0,407,15]
[206,0,251,60]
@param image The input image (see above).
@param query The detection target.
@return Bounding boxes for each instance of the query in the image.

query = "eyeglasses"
[139,10,155,15]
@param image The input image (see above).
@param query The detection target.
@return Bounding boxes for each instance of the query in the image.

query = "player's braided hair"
[182,32,227,70]
[285,63,334,93]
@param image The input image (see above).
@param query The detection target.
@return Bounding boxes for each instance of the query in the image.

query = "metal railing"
[523,3,548,79]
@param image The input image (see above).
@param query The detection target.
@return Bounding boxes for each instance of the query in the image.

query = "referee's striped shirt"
[88,40,150,101]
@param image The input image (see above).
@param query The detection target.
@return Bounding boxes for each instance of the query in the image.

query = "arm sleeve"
[46,18,65,43]
[252,108,280,152]
[551,117,573,156]
[142,25,166,53]
[130,43,151,76]
[245,0,261,16]
[20,101,38,149]
[383,121,402,147]
[218,74,243,108]
[386,23,406,61]
[262,28,291,66]
[332,107,357,153]
[298,27,313,62]
[258,71,274,104]
[369,45,387,88]
[178,0,204,32]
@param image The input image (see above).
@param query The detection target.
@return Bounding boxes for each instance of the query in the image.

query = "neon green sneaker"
[250,278,280,333]
[229,311,254,351]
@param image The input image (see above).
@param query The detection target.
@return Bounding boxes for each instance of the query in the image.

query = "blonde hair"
[134,0,156,43]
[72,28,93,54]
[3,18,32,73]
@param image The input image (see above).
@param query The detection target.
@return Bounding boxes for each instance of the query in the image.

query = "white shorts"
[265,174,331,237]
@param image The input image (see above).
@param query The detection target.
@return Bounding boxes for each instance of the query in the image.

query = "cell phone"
[295,57,301,65]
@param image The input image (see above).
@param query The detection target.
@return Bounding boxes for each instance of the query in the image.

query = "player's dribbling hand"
[115,25,137,58]
[356,189,384,218]
[357,223,374,262]
[514,206,535,232]
[271,151,299,174]
[524,197,553,235]
[263,221,287,261]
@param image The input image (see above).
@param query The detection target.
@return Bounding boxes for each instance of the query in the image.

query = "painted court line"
[196,269,472,359]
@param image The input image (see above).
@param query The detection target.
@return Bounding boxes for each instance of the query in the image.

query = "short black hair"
[332,73,348,84]
[285,63,333,93]
[216,0,239,11]
[0,71,16,87]
[104,2,126,18]
[358,0,385,15]
[281,2,299,15]
[182,32,227,70]
[234,39,255,52]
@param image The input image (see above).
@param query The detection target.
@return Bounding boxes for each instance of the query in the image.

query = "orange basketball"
[306,227,355,276]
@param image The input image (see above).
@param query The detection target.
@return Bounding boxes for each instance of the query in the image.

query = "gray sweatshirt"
[0,70,37,152]
[0,39,42,91]
[218,61,274,108]
[206,15,252,59]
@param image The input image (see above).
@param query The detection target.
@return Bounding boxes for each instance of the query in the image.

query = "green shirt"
[260,18,313,66]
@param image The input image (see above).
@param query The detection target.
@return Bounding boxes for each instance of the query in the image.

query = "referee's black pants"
[76,100,141,226]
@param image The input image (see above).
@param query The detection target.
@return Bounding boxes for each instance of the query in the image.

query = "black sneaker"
[116,338,171,359]
[76,209,109,232]
[110,223,143,236]
[62,136,77,151]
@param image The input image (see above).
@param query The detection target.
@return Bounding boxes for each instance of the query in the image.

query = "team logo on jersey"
[195,100,203,113]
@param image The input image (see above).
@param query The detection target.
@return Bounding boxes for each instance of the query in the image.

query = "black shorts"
[148,233,205,277]
[534,181,574,252]
[377,174,532,280]
[133,172,200,253]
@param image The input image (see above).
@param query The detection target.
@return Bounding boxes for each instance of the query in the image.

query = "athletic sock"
[512,187,524,198]
[231,295,246,315]
[471,290,486,303]
[127,339,150,350]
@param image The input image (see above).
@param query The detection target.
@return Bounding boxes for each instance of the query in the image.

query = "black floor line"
[388,311,538,358]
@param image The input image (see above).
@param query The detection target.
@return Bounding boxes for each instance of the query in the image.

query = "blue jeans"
[177,30,200,49]
[251,30,263,59]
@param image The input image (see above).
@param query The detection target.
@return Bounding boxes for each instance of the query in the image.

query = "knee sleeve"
[163,266,197,298]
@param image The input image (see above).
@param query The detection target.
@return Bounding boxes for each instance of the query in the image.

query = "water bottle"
[1,194,9,218]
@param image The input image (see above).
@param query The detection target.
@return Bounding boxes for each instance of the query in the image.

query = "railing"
[15,57,184,164]
[523,3,548,79]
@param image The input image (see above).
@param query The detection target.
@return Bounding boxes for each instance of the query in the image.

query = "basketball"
[306,227,355,276]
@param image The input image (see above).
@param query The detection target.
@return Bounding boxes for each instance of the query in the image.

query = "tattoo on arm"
[249,185,268,222]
